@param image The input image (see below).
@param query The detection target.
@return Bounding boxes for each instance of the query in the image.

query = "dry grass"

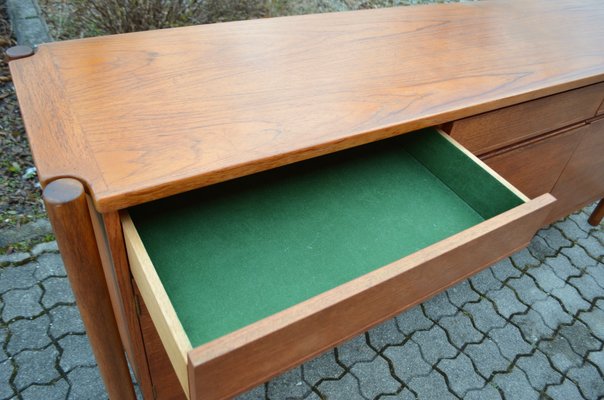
[40,0,472,39]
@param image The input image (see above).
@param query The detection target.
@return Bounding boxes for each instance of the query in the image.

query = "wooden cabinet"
[8,1,604,399]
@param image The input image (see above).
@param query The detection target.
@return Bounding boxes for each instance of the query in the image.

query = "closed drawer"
[448,82,604,155]
[122,129,554,400]
[481,125,587,199]
[548,117,604,223]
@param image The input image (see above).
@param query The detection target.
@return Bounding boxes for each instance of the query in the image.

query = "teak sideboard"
[8,1,604,399]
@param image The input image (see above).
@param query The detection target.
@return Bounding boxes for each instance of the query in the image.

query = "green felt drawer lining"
[129,128,523,347]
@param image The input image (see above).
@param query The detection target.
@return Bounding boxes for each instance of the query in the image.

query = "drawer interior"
[128,128,524,348]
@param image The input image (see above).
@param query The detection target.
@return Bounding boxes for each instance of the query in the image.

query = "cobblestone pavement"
[0,205,602,400]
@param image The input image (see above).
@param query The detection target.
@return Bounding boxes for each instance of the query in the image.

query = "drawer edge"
[122,211,192,398]
[188,193,556,400]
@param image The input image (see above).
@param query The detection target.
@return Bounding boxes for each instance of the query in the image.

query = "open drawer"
[122,128,555,400]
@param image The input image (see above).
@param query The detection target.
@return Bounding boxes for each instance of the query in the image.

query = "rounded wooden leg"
[588,199,604,226]
[44,178,136,400]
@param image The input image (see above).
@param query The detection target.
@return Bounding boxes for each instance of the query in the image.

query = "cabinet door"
[548,117,604,223]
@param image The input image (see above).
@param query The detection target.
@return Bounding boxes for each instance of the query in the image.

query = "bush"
[74,0,205,34]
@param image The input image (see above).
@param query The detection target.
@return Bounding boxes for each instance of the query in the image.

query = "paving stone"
[0,252,31,267]
[235,385,266,400]
[558,320,601,359]
[489,286,527,318]
[538,335,583,373]
[555,218,590,241]
[412,325,457,364]
[588,350,604,376]
[337,334,376,367]
[41,277,75,308]
[0,359,15,399]
[546,378,586,400]
[1,286,43,321]
[511,308,554,344]
[368,319,405,350]
[34,253,66,280]
[531,296,573,330]
[0,328,7,363]
[464,384,501,400]
[578,235,604,260]
[379,387,415,400]
[48,305,85,338]
[13,346,60,389]
[21,379,70,400]
[527,265,566,292]
[569,274,604,302]
[490,258,521,282]
[561,245,598,269]
[267,367,310,399]
[407,369,456,400]
[510,248,540,270]
[395,306,433,335]
[437,352,484,397]
[492,368,539,400]
[593,229,604,245]
[464,338,511,379]
[567,363,604,400]
[538,226,572,249]
[303,350,343,387]
[422,292,457,321]
[7,314,51,355]
[446,280,480,308]
[569,213,595,237]
[438,312,483,349]
[551,284,591,315]
[488,324,531,361]
[316,373,364,400]
[351,356,400,398]
[384,341,431,382]
[586,264,604,289]
[515,350,562,390]
[303,392,320,400]
[0,263,37,294]
[67,366,108,400]
[506,275,548,306]
[528,235,557,261]
[463,299,507,334]
[0,219,52,249]
[470,268,502,294]
[58,334,96,372]
[546,253,582,281]
[31,241,59,256]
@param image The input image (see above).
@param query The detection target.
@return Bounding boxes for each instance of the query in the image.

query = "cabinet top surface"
[10,0,604,211]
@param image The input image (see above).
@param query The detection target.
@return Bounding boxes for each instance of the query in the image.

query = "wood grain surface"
[187,194,555,400]
[10,0,604,211]
[588,199,604,226]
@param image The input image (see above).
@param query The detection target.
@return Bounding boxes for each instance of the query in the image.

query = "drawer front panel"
[449,82,604,155]
[549,117,604,223]
[481,125,587,199]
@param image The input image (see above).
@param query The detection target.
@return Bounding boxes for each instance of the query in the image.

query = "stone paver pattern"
[0,206,602,399]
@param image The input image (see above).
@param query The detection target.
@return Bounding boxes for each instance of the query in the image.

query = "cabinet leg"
[44,178,136,400]
[588,199,604,226]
